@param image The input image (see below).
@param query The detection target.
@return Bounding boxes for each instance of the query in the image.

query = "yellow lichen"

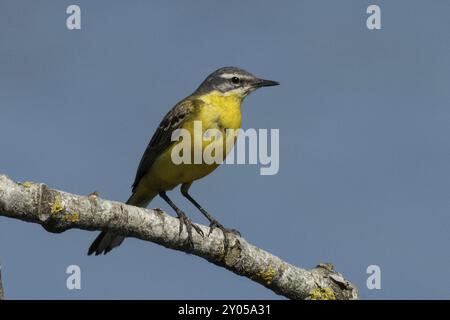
[50,197,64,215]
[309,287,336,300]
[63,213,80,222]
[255,266,276,285]
[21,181,33,188]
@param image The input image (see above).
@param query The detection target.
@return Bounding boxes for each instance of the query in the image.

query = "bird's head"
[195,67,279,100]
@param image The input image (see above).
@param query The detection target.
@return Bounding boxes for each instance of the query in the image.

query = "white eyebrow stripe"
[220,73,253,80]
[219,73,236,79]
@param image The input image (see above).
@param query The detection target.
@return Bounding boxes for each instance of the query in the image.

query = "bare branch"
[0,174,358,299]
[0,264,3,300]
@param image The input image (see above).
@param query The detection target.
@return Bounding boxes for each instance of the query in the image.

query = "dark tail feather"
[87,231,125,256]
[87,193,137,256]
[87,192,156,256]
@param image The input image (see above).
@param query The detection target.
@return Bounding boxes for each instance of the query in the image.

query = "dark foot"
[178,213,204,249]
[208,220,240,253]
[208,220,240,236]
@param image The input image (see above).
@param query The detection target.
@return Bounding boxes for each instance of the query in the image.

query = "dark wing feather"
[131,98,199,192]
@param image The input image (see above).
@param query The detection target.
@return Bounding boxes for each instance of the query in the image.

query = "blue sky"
[1,0,450,299]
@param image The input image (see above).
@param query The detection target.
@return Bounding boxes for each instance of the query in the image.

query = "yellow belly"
[145,93,242,191]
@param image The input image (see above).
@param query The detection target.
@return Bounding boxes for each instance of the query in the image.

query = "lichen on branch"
[0,174,358,300]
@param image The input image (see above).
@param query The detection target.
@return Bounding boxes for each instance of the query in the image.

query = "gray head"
[195,67,279,97]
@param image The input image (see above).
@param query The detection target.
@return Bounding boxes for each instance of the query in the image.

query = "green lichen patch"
[254,266,276,285]
[62,213,80,222]
[309,287,336,300]
[50,197,64,215]
[20,181,33,188]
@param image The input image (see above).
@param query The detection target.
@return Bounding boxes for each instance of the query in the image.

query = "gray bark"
[0,174,358,300]
[0,264,3,300]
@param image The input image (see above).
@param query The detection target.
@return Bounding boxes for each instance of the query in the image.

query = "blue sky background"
[1,0,450,299]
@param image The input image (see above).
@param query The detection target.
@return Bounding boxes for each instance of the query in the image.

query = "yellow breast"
[197,91,242,130]
[181,91,242,164]
[145,91,243,191]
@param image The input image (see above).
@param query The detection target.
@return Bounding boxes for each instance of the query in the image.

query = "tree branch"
[0,174,358,300]
[0,264,4,300]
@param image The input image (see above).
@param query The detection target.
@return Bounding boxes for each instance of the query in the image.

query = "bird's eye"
[231,76,240,84]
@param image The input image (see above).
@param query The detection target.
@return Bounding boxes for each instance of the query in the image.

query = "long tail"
[87,191,156,256]
[87,231,125,256]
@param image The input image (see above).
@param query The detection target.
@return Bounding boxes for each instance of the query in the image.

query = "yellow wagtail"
[88,67,279,255]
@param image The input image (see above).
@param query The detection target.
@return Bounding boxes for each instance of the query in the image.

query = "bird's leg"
[181,184,240,252]
[159,191,204,249]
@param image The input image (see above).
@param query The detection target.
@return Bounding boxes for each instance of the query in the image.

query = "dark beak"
[253,78,280,88]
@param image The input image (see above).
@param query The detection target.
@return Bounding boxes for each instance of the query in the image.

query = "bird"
[88,66,279,255]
